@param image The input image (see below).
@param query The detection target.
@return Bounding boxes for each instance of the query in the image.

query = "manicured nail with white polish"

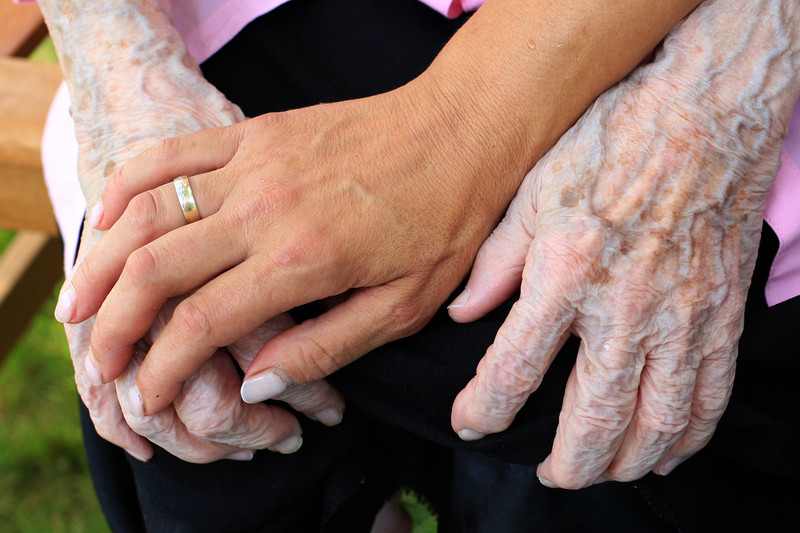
[447,288,470,310]
[241,371,287,404]
[314,408,343,426]
[458,429,485,441]
[84,349,103,386]
[88,201,104,228]
[127,450,151,463]
[655,456,685,476]
[538,477,559,489]
[54,284,76,323]
[128,384,145,418]
[227,450,254,461]
[269,435,303,454]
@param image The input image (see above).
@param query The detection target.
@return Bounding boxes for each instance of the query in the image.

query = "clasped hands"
[59,9,780,487]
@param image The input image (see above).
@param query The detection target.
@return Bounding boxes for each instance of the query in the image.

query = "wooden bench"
[0,2,64,363]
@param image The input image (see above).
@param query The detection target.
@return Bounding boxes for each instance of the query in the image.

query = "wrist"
[650,0,800,142]
[417,0,703,192]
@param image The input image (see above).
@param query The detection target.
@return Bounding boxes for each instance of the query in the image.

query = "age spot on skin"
[560,186,581,208]
[104,160,116,178]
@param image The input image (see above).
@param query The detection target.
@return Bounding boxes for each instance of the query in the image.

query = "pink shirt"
[39,0,800,305]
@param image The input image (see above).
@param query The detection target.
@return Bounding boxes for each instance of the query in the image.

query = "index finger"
[92,125,244,231]
[451,289,574,439]
[130,255,346,416]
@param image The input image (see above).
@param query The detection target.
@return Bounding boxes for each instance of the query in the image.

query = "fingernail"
[538,476,559,489]
[128,384,145,418]
[447,288,470,310]
[314,408,343,426]
[54,284,76,323]
[227,450,254,461]
[127,450,151,462]
[88,201,104,228]
[84,349,103,386]
[269,435,303,454]
[241,371,287,404]
[458,429,485,441]
[592,476,610,485]
[655,456,685,476]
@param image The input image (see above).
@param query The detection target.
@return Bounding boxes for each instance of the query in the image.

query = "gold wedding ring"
[173,175,200,224]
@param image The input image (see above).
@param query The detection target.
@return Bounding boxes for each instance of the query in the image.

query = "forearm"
[38,0,242,206]
[610,0,800,265]
[416,0,703,209]
[652,0,800,159]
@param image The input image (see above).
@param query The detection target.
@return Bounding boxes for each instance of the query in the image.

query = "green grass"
[0,284,109,532]
[1,35,106,533]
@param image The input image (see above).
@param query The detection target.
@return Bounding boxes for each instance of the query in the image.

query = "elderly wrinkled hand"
[116,301,345,462]
[449,0,798,489]
[69,302,344,462]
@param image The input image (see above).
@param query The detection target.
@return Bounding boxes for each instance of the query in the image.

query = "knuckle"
[124,246,159,285]
[248,112,287,135]
[237,184,297,226]
[387,302,431,338]
[184,410,235,440]
[150,136,181,164]
[125,191,160,233]
[172,299,214,339]
[72,258,100,293]
[571,405,629,447]
[270,231,323,269]
[292,338,340,382]
[124,415,152,435]
[487,350,537,398]
[638,409,689,437]
[90,318,117,354]
[280,382,332,412]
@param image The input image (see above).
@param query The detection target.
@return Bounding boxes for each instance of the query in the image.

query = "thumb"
[448,194,536,323]
[240,284,434,403]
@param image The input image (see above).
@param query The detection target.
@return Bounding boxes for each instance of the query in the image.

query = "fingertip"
[653,455,686,476]
[226,450,255,462]
[127,447,153,463]
[84,349,103,386]
[538,476,559,489]
[54,284,76,324]
[88,201,105,230]
[537,455,553,475]
[241,369,289,404]
[128,383,144,418]
[457,429,486,441]
[312,407,343,427]
[447,287,470,311]
[450,379,511,438]
[268,435,303,455]
[135,364,182,416]
[450,379,476,429]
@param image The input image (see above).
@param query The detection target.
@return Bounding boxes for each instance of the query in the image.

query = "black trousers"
[79,0,800,531]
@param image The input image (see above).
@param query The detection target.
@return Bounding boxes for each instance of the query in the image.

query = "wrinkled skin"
[449,0,800,489]
[117,303,343,461]
[44,0,342,462]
